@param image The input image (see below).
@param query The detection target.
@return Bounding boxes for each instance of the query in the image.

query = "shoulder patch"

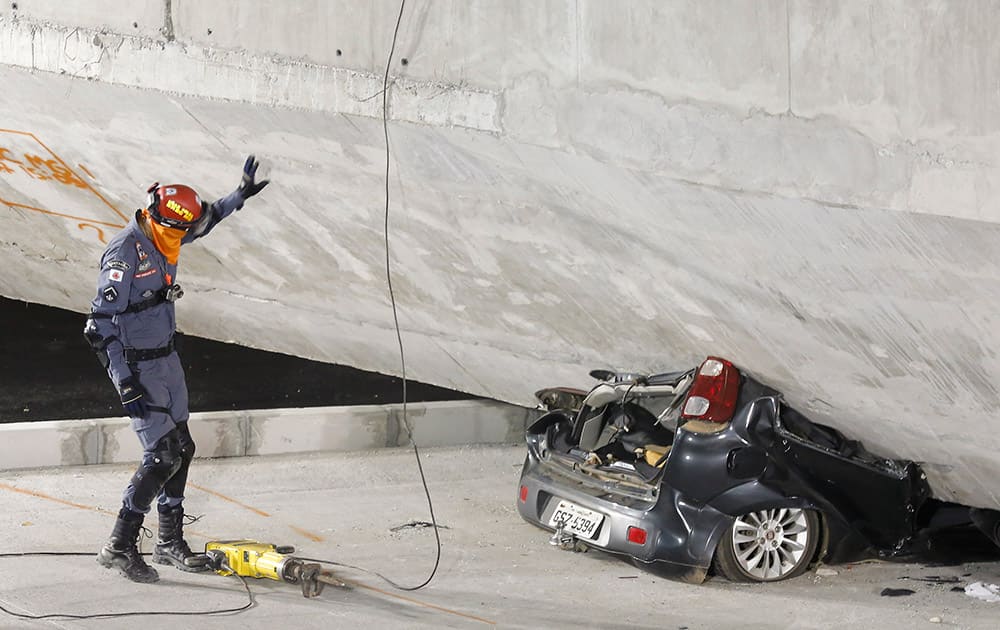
[106,259,131,272]
[103,287,119,302]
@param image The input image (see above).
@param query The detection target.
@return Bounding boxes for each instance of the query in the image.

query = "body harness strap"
[124,337,175,363]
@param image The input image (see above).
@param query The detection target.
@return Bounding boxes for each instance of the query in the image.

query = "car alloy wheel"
[714,508,820,582]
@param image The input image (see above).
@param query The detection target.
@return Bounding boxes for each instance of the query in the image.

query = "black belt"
[124,338,175,363]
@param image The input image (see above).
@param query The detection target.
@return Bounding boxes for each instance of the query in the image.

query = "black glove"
[238,155,270,199]
[118,376,147,419]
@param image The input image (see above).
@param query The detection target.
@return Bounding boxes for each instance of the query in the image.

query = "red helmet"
[146,183,206,230]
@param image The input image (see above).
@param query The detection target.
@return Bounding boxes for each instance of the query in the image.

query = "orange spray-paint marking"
[187,483,271,517]
[0,482,211,539]
[3,200,122,228]
[78,222,108,243]
[289,525,325,543]
[23,131,127,223]
[187,481,271,518]
[0,129,127,241]
[0,482,115,514]
[187,483,326,542]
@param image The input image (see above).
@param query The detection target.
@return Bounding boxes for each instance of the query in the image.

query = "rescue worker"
[84,156,269,583]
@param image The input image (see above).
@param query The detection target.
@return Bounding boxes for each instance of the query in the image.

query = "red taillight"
[519,485,528,503]
[627,526,647,545]
[680,356,740,423]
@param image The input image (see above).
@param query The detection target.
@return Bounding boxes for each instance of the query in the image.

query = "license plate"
[548,499,604,540]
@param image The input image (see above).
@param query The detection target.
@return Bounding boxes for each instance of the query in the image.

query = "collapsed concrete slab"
[0,2,998,509]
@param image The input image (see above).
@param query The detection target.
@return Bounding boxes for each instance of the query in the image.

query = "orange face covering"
[143,210,186,265]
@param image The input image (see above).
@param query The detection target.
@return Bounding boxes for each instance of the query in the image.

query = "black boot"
[97,509,159,583]
[153,505,208,572]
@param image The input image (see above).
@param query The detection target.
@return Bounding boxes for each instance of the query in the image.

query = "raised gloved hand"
[238,155,270,199]
[118,376,147,419]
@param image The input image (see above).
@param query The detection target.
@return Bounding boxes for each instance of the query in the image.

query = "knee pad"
[158,424,197,509]
[149,432,184,480]
[175,422,196,462]
[127,431,184,512]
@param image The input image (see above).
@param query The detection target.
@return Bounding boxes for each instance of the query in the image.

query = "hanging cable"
[380,0,442,592]
[0,0,436,614]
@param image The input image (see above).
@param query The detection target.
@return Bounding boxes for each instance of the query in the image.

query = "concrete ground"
[1,445,998,629]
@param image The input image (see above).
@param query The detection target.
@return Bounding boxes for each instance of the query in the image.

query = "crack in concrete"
[201,288,281,305]
[173,99,231,151]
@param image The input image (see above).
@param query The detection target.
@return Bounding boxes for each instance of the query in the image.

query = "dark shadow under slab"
[0,295,477,422]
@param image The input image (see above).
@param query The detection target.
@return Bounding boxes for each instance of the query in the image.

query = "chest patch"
[135,242,148,261]
[138,259,152,272]
[135,268,158,279]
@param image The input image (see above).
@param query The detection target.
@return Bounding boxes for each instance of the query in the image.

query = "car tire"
[712,508,820,582]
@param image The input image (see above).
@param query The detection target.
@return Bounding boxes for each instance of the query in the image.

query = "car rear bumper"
[516,454,728,582]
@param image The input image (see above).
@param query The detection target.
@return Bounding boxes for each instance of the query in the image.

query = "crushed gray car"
[516,356,936,583]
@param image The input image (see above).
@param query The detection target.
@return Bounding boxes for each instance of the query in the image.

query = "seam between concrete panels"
[785,0,792,114]
[162,0,175,42]
[95,421,106,465]
[387,407,402,448]
[240,411,252,457]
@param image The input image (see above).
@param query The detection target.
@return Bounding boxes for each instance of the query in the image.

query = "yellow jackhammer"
[204,540,347,598]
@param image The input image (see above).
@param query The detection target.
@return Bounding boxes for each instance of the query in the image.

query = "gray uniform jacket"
[88,190,245,389]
